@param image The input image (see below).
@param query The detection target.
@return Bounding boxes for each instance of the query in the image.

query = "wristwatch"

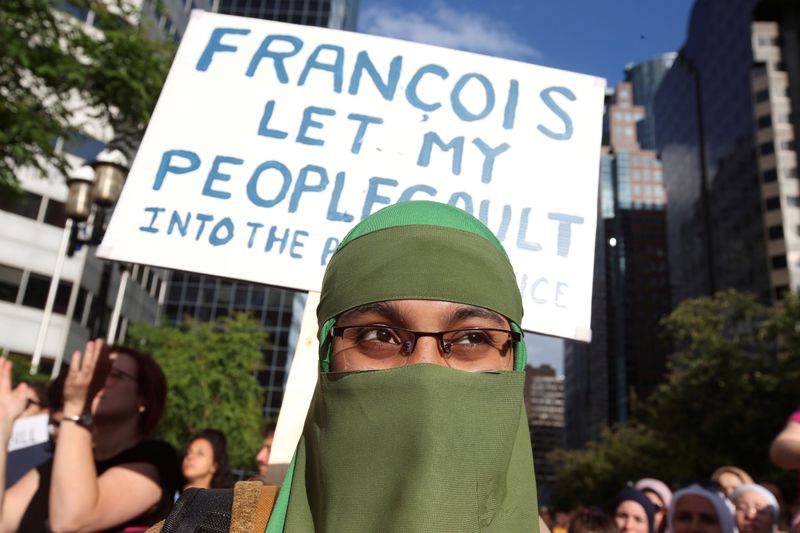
[62,414,94,428]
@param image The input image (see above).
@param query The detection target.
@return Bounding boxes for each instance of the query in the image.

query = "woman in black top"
[0,341,181,532]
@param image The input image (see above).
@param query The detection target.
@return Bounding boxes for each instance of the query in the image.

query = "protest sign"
[8,414,49,452]
[97,10,606,340]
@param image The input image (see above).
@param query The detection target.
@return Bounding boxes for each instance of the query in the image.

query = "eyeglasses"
[331,325,520,371]
[107,368,138,383]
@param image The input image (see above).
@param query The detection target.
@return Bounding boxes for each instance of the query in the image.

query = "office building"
[564,74,672,448]
[654,0,778,305]
[625,53,677,151]
[0,1,197,372]
[216,0,358,30]
[749,5,800,299]
[524,365,564,504]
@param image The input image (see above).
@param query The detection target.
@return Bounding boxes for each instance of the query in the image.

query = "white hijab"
[731,483,780,532]
[668,484,735,533]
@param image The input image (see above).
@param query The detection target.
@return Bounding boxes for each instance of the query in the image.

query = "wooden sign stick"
[264,290,320,485]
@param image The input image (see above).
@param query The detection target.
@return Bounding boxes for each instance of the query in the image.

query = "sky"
[356,0,697,374]
[357,0,696,88]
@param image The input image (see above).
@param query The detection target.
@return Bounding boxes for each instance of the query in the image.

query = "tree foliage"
[551,290,800,510]
[126,314,268,470]
[0,0,175,191]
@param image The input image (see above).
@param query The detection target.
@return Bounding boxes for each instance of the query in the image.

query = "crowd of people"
[0,341,276,531]
[540,453,800,533]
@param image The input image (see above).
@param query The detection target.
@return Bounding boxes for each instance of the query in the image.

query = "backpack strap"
[230,481,281,533]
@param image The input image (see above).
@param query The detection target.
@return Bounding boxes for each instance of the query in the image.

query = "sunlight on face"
[734,490,773,533]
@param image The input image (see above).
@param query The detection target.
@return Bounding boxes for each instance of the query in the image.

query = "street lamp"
[67,150,128,256]
[30,149,129,376]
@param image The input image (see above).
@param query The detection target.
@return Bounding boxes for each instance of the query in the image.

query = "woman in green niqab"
[266,201,539,532]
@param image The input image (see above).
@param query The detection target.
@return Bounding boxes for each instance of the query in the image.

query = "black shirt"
[18,439,181,532]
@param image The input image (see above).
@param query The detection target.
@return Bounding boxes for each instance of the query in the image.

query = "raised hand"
[63,339,105,417]
[0,359,29,434]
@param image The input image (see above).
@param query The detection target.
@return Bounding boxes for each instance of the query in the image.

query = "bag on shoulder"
[147,481,280,533]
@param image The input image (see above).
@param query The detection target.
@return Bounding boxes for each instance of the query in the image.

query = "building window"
[0,264,23,303]
[758,35,779,47]
[21,273,72,314]
[763,168,778,182]
[756,89,770,102]
[766,197,781,210]
[761,142,775,155]
[758,115,772,129]
[57,1,91,21]
[768,225,784,239]
[43,198,67,228]
[63,131,104,161]
[787,196,800,207]
[0,191,42,220]
[772,255,788,269]
[786,167,798,178]
[779,140,795,151]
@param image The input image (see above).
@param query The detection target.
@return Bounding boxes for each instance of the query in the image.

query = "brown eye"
[355,327,401,344]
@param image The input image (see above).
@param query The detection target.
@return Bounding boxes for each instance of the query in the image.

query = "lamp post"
[30,149,128,376]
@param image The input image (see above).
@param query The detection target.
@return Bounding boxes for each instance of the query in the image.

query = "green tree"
[550,423,668,509]
[0,0,175,191]
[126,314,268,470]
[551,290,799,509]
[8,353,50,387]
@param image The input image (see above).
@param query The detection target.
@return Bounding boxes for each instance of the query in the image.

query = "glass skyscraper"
[215,0,358,30]
[654,0,773,306]
[564,71,672,448]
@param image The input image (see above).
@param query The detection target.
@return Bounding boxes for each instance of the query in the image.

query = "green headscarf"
[267,201,539,532]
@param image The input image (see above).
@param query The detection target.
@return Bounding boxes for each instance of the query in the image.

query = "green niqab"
[267,201,539,532]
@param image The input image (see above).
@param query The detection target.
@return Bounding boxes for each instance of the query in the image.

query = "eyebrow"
[338,302,406,325]
[448,305,508,327]
[338,302,509,328]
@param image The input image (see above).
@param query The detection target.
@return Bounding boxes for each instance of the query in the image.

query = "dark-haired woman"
[0,339,181,532]
[182,429,235,490]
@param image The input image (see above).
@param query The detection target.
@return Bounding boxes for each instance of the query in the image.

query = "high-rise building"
[654,0,782,305]
[625,54,677,151]
[749,3,800,299]
[564,72,672,448]
[524,365,564,504]
[161,0,359,417]
[215,0,358,30]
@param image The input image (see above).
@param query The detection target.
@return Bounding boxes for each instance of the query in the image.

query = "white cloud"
[359,1,543,62]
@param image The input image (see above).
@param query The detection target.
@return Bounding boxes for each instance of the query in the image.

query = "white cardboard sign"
[98,10,605,341]
[8,414,50,452]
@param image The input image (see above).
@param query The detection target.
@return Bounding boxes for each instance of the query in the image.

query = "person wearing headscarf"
[265,201,540,532]
[732,484,780,533]
[636,478,673,533]
[614,487,655,533]
[668,484,735,533]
